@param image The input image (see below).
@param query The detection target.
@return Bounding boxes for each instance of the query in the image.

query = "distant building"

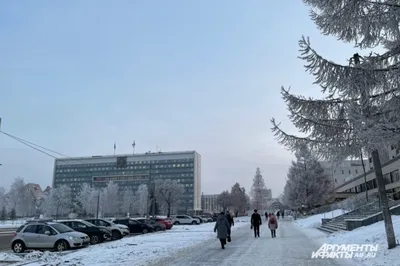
[320,160,369,188]
[264,188,272,200]
[25,183,44,201]
[52,150,201,213]
[201,194,221,213]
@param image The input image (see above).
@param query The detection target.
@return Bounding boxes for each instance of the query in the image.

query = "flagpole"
[132,141,135,155]
[114,142,116,156]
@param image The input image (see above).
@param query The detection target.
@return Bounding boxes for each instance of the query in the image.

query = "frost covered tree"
[154,179,184,217]
[0,187,6,212]
[270,0,400,249]
[76,184,97,215]
[43,185,71,219]
[7,177,26,216]
[100,182,119,217]
[250,168,268,210]
[217,190,231,212]
[122,188,137,216]
[136,184,149,216]
[230,183,248,217]
[283,146,333,210]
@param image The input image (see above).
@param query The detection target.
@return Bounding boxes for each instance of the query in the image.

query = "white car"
[85,219,128,239]
[171,215,198,225]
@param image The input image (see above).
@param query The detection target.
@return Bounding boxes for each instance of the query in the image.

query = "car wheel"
[12,241,25,253]
[90,235,100,244]
[112,230,122,240]
[191,221,197,225]
[142,228,148,234]
[55,240,69,252]
[173,221,180,225]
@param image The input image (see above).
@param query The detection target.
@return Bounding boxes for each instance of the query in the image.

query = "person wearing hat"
[214,211,231,249]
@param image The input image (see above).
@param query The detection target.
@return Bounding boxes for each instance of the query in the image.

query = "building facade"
[52,151,202,213]
[201,194,221,213]
[320,160,369,188]
[335,156,400,201]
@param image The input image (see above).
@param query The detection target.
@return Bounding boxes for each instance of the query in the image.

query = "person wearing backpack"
[268,213,278,238]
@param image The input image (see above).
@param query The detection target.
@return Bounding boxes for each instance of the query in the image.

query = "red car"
[152,217,173,229]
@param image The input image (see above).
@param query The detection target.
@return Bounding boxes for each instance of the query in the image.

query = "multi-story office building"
[52,151,202,213]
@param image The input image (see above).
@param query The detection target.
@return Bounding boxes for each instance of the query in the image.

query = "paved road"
[150,220,346,266]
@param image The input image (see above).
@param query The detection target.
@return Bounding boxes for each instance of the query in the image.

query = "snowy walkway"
[150,219,346,266]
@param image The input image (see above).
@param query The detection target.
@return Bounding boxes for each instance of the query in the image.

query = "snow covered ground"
[0,217,250,266]
[294,211,400,266]
[294,209,347,229]
[0,220,26,229]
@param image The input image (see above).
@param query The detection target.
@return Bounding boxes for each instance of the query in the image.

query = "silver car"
[11,221,90,253]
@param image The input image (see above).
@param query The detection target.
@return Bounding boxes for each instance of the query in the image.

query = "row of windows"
[56,170,194,178]
[56,163,195,173]
[56,158,194,168]
[56,172,194,181]
[343,169,400,193]
[334,169,360,175]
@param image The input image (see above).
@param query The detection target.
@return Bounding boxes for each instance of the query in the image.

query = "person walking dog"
[214,212,231,249]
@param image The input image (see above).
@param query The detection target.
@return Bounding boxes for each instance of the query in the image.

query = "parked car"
[85,219,128,239]
[134,218,165,231]
[151,217,173,229]
[57,220,111,245]
[112,218,154,234]
[11,221,90,253]
[171,215,198,225]
[200,215,213,222]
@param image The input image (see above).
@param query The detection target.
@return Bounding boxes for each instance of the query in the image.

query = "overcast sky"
[0,1,362,197]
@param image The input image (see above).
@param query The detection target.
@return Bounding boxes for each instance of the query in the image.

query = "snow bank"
[294,209,347,229]
[325,215,400,266]
[16,216,250,266]
[0,253,23,263]
[0,220,26,229]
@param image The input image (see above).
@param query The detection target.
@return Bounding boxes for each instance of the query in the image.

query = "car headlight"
[68,236,81,241]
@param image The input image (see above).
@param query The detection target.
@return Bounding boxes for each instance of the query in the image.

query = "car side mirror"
[44,231,51,235]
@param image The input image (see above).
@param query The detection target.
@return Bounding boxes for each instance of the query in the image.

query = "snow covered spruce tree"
[283,146,333,210]
[271,0,400,249]
[250,168,268,210]
[230,182,248,216]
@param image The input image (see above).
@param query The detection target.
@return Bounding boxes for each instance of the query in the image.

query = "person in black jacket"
[226,211,234,227]
[251,209,262,237]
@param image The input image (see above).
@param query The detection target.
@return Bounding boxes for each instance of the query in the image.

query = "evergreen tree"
[9,208,16,220]
[0,206,7,221]
[271,0,400,249]
[283,146,334,210]
[250,168,268,210]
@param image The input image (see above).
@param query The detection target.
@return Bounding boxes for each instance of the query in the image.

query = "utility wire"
[0,130,68,158]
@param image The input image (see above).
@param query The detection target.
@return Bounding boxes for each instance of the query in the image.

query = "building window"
[349,170,351,174]
[369,158,372,163]
[355,169,358,174]
[342,170,344,174]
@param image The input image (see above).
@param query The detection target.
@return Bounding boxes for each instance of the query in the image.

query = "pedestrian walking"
[277,211,280,219]
[268,213,278,238]
[264,211,268,220]
[281,210,284,219]
[226,211,234,227]
[250,209,262,238]
[214,212,231,249]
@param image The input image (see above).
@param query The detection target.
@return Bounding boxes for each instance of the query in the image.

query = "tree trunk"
[167,204,171,218]
[371,150,396,249]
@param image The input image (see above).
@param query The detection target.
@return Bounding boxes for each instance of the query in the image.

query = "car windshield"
[51,223,74,233]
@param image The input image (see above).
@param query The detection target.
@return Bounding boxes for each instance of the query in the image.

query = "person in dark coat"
[214,212,231,249]
[265,211,268,220]
[277,211,280,219]
[250,209,262,237]
[281,210,284,219]
[226,211,234,227]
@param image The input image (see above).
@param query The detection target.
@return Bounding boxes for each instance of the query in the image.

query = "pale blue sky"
[0,1,361,196]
